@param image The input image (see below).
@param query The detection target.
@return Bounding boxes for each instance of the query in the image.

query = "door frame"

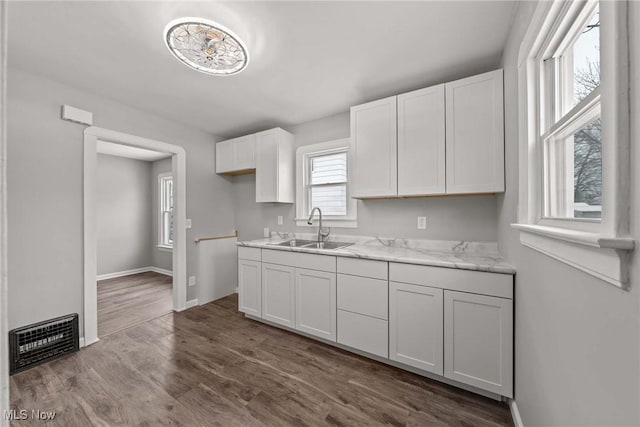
[83,127,187,346]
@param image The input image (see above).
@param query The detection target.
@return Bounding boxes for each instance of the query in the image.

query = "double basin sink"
[268,239,353,250]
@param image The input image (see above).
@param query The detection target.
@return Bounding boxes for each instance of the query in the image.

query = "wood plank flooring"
[98,271,172,338]
[10,294,514,426]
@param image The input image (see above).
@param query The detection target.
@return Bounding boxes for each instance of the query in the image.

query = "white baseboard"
[148,267,173,277]
[186,299,199,309]
[97,266,173,281]
[509,400,524,427]
[79,336,99,348]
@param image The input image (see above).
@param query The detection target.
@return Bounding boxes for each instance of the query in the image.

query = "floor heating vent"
[9,313,79,375]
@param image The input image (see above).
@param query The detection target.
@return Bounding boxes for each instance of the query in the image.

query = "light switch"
[185,219,192,229]
[277,216,283,225]
[188,276,196,287]
[417,216,427,229]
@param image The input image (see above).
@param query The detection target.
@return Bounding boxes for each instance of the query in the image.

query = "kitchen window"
[513,0,633,288]
[295,138,357,227]
[158,173,174,249]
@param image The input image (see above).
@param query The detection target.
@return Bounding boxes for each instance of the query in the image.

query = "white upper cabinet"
[350,70,504,198]
[445,69,505,194]
[350,96,397,198]
[215,139,235,173]
[397,84,446,196]
[215,135,255,174]
[255,128,295,203]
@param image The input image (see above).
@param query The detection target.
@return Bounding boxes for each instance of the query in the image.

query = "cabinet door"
[238,260,262,317]
[295,268,336,341]
[262,262,296,327]
[389,282,443,375]
[350,96,397,198]
[232,135,255,171]
[445,69,504,194]
[215,140,234,173]
[255,129,294,203]
[397,85,446,196]
[444,290,513,397]
[255,129,279,202]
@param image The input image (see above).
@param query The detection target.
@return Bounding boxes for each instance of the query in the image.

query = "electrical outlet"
[417,216,427,229]
[263,227,270,238]
[277,215,283,225]
[188,276,196,287]
[185,219,192,229]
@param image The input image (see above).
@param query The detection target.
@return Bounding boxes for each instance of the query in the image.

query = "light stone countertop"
[237,233,516,275]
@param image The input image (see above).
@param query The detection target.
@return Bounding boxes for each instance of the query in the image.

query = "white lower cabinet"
[295,268,336,341]
[261,263,296,328]
[337,310,388,358]
[238,259,262,317]
[389,282,443,375]
[444,290,513,398]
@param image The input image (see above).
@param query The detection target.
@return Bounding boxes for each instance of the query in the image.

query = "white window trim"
[295,138,357,228]
[512,0,633,289]
[158,172,173,250]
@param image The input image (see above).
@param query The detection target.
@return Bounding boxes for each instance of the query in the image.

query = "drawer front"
[337,258,388,280]
[262,249,336,272]
[337,274,388,320]
[389,262,512,299]
[337,310,388,358]
[238,246,261,262]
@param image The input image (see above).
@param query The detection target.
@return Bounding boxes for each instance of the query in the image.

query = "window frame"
[158,172,174,250]
[512,0,634,289]
[295,138,357,228]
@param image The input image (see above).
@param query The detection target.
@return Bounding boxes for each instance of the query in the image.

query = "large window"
[296,139,357,227]
[514,0,633,288]
[541,3,601,221]
[158,173,174,248]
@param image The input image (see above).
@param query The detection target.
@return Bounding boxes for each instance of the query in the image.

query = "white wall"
[96,154,152,276]
[7,69,234,331]
[498,2,640,425]
[150,157,172,272]
[233,112,499,242]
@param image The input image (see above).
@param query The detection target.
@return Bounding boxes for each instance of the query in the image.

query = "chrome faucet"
[307,207,330,243]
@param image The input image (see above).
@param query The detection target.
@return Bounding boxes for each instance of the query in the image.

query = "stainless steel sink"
[301,241,353,250]
[268,239,317,247]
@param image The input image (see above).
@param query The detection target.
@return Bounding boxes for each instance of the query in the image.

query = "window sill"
[511,223,634,289]
[156,244,173,252]
[295,218,358,229]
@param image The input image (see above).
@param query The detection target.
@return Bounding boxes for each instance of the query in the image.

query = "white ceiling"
[97,140,171,162]
[8,1,518,139]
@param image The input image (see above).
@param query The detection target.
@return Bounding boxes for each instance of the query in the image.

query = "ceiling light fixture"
[164,17,249,76]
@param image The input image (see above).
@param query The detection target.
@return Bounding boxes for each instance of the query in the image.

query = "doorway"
[95,141,173,337]
[83,127,187,346]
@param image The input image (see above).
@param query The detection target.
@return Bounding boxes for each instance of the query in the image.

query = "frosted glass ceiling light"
[164,18,249,76]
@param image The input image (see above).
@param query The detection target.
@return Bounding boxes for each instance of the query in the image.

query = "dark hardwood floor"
[10,294,513,426]
[97,271,172,338]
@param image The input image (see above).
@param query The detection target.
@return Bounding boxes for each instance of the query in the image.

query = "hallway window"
[159,173,174,248]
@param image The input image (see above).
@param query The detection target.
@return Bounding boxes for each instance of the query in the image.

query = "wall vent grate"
[9,313,79,375]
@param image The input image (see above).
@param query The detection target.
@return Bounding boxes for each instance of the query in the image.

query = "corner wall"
[498,2,640,425]
[96,154,152,276]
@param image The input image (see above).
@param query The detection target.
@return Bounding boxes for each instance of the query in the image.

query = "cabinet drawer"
[337,274,388,320]
[337,258,387,280]
[389,263,512,299]
[337,310,388,358]
[238,246,261,262]
[262,249,336,272]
